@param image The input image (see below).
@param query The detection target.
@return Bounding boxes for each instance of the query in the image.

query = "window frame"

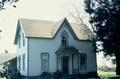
[80,54,87,70]
[18,55,21,70]
[61,31,69,46]
[22,33,25,46]
[22,54,25,71]
[41,53,49,72]
[18,33,21,48]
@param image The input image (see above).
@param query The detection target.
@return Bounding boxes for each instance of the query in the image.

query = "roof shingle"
[17,18,93,40]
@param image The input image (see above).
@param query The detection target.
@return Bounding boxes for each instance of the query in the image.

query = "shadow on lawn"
[105,77,120,79]
[99,76,120,79]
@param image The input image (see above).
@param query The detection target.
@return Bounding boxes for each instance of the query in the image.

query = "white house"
[14,18,97,77]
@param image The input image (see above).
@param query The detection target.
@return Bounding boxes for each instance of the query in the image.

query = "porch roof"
[0,53,16,64]
[55,46,79,55]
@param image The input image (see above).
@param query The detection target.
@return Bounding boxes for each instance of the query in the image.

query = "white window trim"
[41,53,49,72]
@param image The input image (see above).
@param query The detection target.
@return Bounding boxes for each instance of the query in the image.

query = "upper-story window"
[61,31,69,46]
[22,33,25,46]
[18,33,21,48]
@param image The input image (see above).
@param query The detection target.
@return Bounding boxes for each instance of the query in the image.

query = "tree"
[0,0,18,10]
[84,0,120,75]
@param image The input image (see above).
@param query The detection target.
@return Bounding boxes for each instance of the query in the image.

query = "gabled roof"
[19,18,56,38]
[55,46,79,55]
[14,18,93,44]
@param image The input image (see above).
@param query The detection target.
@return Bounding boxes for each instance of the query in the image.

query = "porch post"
[77,54,79,74]
[72,54,74,74]
[57,55,58,70]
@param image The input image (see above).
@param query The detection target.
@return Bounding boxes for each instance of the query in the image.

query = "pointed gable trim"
[14,18,93,45]
[14,20,26,44]
[14,20,21,44]
[52,18,79,40]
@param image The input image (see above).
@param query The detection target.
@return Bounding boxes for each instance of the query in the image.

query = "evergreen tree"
[84,0,120,75]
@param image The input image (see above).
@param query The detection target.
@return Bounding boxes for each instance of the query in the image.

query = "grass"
[0,77,6,79]
[0,71,120,79]
[98,71,120,79]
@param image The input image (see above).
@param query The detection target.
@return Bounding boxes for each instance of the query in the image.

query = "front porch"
[56,46,83,75]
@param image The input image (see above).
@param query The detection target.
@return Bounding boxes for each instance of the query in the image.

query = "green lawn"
[0,78,6,79]
[98,71,120,79]
[0,71,120,79]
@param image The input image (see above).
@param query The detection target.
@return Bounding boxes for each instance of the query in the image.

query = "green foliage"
[98,71,120,79]
[84,0,120,75]
[53,70,63,79]
[84,0,120,55]
[40,72,53,79]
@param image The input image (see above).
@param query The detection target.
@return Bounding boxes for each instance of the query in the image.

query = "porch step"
[62,75,74,79]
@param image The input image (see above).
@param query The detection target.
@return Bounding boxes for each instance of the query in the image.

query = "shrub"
[40,72,52,79]
[12,70,21,79]
[88,71,98,78]
[53,70,63,79]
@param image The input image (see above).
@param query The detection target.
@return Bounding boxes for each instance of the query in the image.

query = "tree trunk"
[115,54,120,75]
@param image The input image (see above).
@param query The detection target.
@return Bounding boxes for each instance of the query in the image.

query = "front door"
[62,56,69,74]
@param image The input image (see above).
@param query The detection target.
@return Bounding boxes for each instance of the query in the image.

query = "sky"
[0,0,89,53]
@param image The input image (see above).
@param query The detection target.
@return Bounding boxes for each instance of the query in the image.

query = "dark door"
[62,56,69,74]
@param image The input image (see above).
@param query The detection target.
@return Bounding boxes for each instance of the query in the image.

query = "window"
[80,54,87,70]
[18,56,21,70]
[22,54,25,70]
[62,36,67,45]
[22,33,25,46]
[18,34,21,48]
[61,31,69,46]
[41,53,49,72]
